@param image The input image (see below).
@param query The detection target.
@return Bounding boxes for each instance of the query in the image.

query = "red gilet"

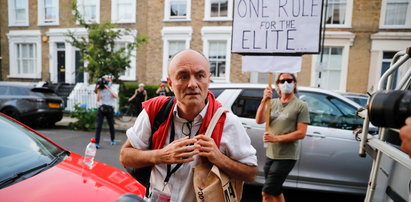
[142,91,226,149]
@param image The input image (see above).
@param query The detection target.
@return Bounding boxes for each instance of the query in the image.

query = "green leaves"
[68,104,97,131]
[66,0,147,84]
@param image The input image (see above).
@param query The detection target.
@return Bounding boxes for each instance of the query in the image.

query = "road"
[38,126,364,202]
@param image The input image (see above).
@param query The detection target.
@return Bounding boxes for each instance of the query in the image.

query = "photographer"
[95,75,118,148]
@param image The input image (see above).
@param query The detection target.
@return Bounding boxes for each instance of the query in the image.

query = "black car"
[0,83,64,127]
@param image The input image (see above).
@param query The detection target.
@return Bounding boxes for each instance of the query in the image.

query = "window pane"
[210,0,228,17]
[117,0,133,20]
[170,0,187,17]
[208,41,226,78]
[385,0,408,25]
[381,51,398,88]
[316,47,343,90]
[16,44,36,75]
[326,0,346,25]
[168,41,185,59]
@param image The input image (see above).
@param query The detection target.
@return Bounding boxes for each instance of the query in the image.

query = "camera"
[368,90,411,129]
[97,77,108,89]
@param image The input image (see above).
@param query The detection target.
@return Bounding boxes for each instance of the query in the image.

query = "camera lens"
[368,90,411,128]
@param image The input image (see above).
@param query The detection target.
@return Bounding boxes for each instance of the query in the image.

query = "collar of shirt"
[172,101,208,123]
[170,101,209,139]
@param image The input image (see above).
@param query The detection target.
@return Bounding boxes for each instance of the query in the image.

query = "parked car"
[0,83,64,127]
[209,83,373,195]
[0,113,145,201]
[340,92,368,107]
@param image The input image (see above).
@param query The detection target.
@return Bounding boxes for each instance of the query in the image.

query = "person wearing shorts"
[256,73,310,202]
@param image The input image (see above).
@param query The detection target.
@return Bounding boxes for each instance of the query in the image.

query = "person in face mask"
[95,75,118,148]
[255,73,310,202]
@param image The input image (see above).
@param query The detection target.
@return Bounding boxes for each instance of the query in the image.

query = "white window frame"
[164,0,191,21]
[7,30,42,79]
[161,27,192,81]
[201,26,232,83]
[310,31,355,91]
[77,0,100,24]
[38,0,59,26]
[111,0,136,23]
[324,0,353,28]
[116,30,138,81]
[380,0,411,29]
[8,0,29,26]
[204,0,233,21]
[368,32,411,91]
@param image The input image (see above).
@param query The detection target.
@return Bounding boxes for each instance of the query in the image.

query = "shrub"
[68,104,97,131]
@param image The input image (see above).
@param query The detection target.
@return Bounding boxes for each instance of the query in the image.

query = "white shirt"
[126,102,257,202]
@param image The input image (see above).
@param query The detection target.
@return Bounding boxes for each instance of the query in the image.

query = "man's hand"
[263,132,279,143]
[158,137,200,164]
[194,135,224,165]
[400,117,411,158]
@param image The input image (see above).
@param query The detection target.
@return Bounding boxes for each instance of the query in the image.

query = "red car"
[0,113,145,201]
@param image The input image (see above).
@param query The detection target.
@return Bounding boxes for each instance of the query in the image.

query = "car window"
[232,89,279,119]
[209,88,224,98]
[9,87,30,96]
[0,86,8,95]
[346,96,368,107]
[299,92,363,130]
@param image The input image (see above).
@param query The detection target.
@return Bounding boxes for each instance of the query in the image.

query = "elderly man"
[120,49,257,201]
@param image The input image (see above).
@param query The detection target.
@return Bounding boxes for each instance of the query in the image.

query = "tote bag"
[192,108,244,202]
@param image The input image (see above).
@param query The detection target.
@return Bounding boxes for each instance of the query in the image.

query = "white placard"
[232,0,323,55]
[242,55,302,72]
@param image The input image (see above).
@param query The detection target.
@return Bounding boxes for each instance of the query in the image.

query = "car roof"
[0,82,38,88]
[209,83,363,108]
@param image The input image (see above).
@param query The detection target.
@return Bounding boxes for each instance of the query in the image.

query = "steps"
[50,83,76,108]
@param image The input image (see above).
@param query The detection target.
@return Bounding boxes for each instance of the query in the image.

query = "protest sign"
[232,0,323,55]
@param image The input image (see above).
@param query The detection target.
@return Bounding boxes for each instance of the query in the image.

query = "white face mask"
[279,82,295,94]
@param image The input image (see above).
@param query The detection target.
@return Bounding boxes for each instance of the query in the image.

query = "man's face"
[167,50,211,109]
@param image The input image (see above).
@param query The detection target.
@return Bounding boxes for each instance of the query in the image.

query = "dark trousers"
[95,106,115,144]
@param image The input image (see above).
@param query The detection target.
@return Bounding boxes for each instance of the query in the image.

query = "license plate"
[48,103,60,108]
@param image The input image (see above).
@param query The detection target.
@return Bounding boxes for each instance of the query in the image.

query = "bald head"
[168,49,210,76]
[166,49,211,118]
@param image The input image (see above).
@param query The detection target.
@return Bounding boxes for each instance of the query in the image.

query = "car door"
[296,91,372,193]
[228,88,298,188]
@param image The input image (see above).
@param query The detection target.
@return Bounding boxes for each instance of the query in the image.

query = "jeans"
[95,106,115,144]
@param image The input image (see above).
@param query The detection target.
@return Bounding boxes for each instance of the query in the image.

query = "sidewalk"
[55,115,136,132]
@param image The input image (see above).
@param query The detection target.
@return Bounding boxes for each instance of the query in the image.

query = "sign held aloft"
[231,0,324,55]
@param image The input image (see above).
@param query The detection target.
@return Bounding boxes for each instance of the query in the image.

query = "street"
[38,126,364,202]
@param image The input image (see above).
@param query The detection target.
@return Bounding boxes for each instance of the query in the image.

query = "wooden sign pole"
[265,73,273,147]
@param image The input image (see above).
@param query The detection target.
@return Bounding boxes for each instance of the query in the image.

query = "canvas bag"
[193,107,244,202]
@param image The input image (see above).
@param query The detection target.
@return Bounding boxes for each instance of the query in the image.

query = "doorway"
[56,43,66,83]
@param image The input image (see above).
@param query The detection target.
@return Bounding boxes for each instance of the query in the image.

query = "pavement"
[55,114,137,132]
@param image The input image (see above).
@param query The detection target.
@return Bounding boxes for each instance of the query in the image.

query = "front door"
[57,50,66,83]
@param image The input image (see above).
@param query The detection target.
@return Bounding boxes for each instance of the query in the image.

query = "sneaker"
[96,144,100,149]
[111,141,116,145]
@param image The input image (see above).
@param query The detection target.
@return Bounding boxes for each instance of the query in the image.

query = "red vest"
[142,91,226,149]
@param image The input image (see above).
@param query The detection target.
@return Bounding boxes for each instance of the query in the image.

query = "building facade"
[0,0,410,93]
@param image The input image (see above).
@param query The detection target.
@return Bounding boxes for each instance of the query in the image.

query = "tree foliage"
[66,0,147,83]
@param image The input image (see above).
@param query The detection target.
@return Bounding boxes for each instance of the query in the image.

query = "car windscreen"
[0,116,68,188]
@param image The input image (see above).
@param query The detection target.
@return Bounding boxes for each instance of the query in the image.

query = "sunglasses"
[279,79,294,84]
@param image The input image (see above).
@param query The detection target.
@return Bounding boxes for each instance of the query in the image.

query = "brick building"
[0,0,410,93]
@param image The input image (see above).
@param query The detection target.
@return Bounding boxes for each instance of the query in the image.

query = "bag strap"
[149,96,174,148]
[204,107,225,138]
